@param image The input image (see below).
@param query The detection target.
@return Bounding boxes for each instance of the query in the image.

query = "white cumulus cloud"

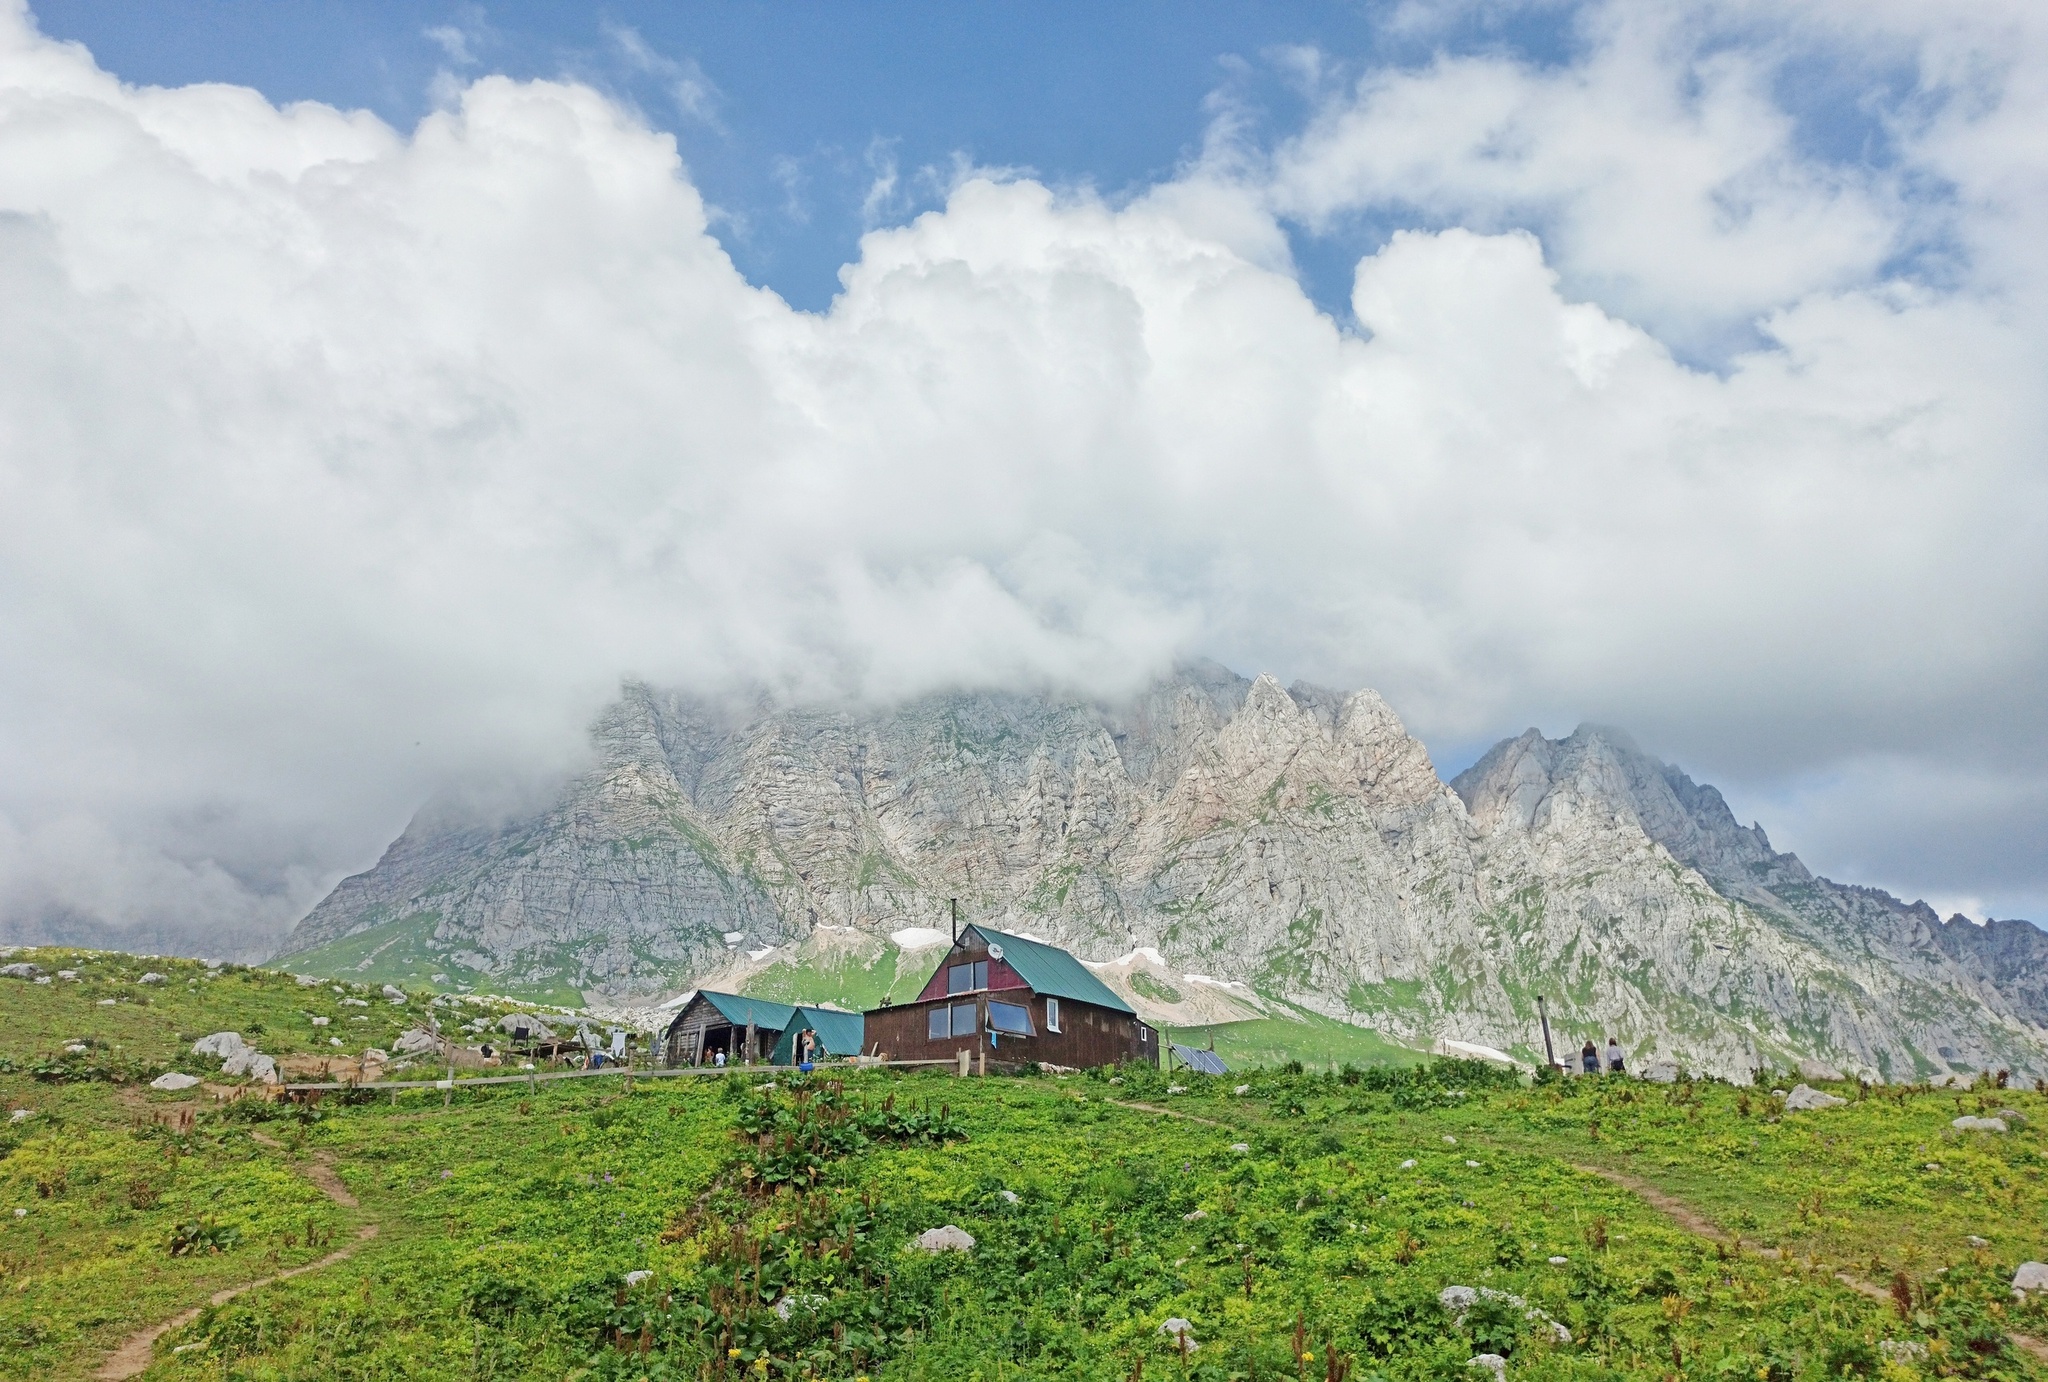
[0,0,2044,953]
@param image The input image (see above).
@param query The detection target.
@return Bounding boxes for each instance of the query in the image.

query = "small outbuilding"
[861,924,1156,1070]
[770,1006,866,1066]
[660,991,796,1067]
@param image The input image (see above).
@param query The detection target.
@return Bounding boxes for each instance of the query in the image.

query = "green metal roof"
[770,1006,867,1063]
[966,925,1135,1014]
[697,991,797,1032]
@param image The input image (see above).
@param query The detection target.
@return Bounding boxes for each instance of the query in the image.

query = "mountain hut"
[659,991,796,1067]
[861,924,1156,1070]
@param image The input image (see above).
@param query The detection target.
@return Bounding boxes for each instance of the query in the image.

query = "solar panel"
[1170,1043,1228,1075]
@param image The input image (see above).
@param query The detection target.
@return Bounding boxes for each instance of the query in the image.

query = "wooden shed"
[861,925,1156,1070]
[659,991,796,1067]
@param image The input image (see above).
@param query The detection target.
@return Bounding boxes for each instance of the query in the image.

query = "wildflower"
[440,1170,452,1179]
[728,1348,742,1359]
[1302,1351,1315,1363]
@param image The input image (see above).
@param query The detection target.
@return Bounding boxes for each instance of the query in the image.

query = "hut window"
[947,961,989,994]
[927,1007,948,1040]
[988,1001,1034,1036]
[950,1002,978,1037]
[1044,998,1060,1032]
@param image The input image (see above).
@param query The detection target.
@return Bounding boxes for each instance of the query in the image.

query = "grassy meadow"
[3,946,2047,1381]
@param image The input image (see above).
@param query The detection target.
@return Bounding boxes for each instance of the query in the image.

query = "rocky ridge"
[277,666,2048,1081]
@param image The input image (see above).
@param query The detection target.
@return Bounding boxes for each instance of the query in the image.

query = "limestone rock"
[149,1072,201,1091]
[1797,1058,1844,1082]
[394,1029,442,1057]
[497,1014,556,1039]
[1468,1356,1507,1381]
[276,670,2048,1080]
[1952,1116,2008,1133]
[1786,1085,1847,1110]
[192,1032,248,1059]
[914,1225,975,1254]
[221,1050,277,1083]
[0,963,43,979]
[2014,1262,2048,1294]
[1640,1060,1681,1084]
[139,972,167,985]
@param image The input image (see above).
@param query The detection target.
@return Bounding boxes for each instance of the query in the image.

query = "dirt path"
[93,1144,373,1379]
[1570,1161,2048,1364]
[1106,1098,1233,1130]
[92,1225,379,1380]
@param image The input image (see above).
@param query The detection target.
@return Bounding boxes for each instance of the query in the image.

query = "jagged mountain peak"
[1452,722,1788,899]
[278,668,2048,1081]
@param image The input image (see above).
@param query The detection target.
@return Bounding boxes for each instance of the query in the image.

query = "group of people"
[1579,1037,1626,1074]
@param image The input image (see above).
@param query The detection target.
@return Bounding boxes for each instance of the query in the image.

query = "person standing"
[1581,1039,1600,1074]
[1605,1037,1626,1075]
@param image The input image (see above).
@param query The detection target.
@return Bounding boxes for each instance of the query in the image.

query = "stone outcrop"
[275,665,2048,1081]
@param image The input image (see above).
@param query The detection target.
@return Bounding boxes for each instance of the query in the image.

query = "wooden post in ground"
[957,1048,970,1078]
[978,1047,986,1078]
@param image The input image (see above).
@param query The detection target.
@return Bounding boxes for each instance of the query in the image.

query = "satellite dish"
[987,943,1005,960]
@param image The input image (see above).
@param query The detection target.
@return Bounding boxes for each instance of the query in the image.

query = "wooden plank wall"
[863,992,1154,1069]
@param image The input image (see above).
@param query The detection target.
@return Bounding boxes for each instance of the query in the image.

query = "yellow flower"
[1302,1353,1315,1363]
[728,1348,742,1359]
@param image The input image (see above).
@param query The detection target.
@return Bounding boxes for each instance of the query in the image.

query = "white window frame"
[1045,997,1060,1032]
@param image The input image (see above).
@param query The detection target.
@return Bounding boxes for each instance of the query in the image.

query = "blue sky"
[35,2,1596,316]
[2,1,2044,946]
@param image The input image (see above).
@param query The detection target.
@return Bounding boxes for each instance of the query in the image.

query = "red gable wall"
[913,942,1030,1002]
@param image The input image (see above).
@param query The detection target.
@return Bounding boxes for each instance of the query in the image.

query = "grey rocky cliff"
[278,667,2048,1081]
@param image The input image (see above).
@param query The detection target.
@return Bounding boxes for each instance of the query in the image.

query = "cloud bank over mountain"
[0,0,2043,955]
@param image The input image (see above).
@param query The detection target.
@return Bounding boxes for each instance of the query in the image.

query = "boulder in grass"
[1953,1116,2009,1133]
[1468,1355,1507,1381]
[2013,1262,2048,1296]
[0,963,43,979]
[192,1032,249,1059]
[1785,1084,1847,1111]
[913,1225,975,1254]
[222,1050,278,1083]
[497,1014,556,1040]
[139,972,167,985]
[393,1029,442,1057]
[382,985,407,1002]
[150,1072,202,1092]
[1797,1058,1844,1082]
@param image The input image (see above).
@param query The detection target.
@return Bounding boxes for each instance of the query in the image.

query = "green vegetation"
[743,941,931,1013]
[1129,973,1185,1004]
[5,948,2048,1380]
[283,917,587,1006]
[0,949,452,1078]
[1170,1007,1430,1072]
